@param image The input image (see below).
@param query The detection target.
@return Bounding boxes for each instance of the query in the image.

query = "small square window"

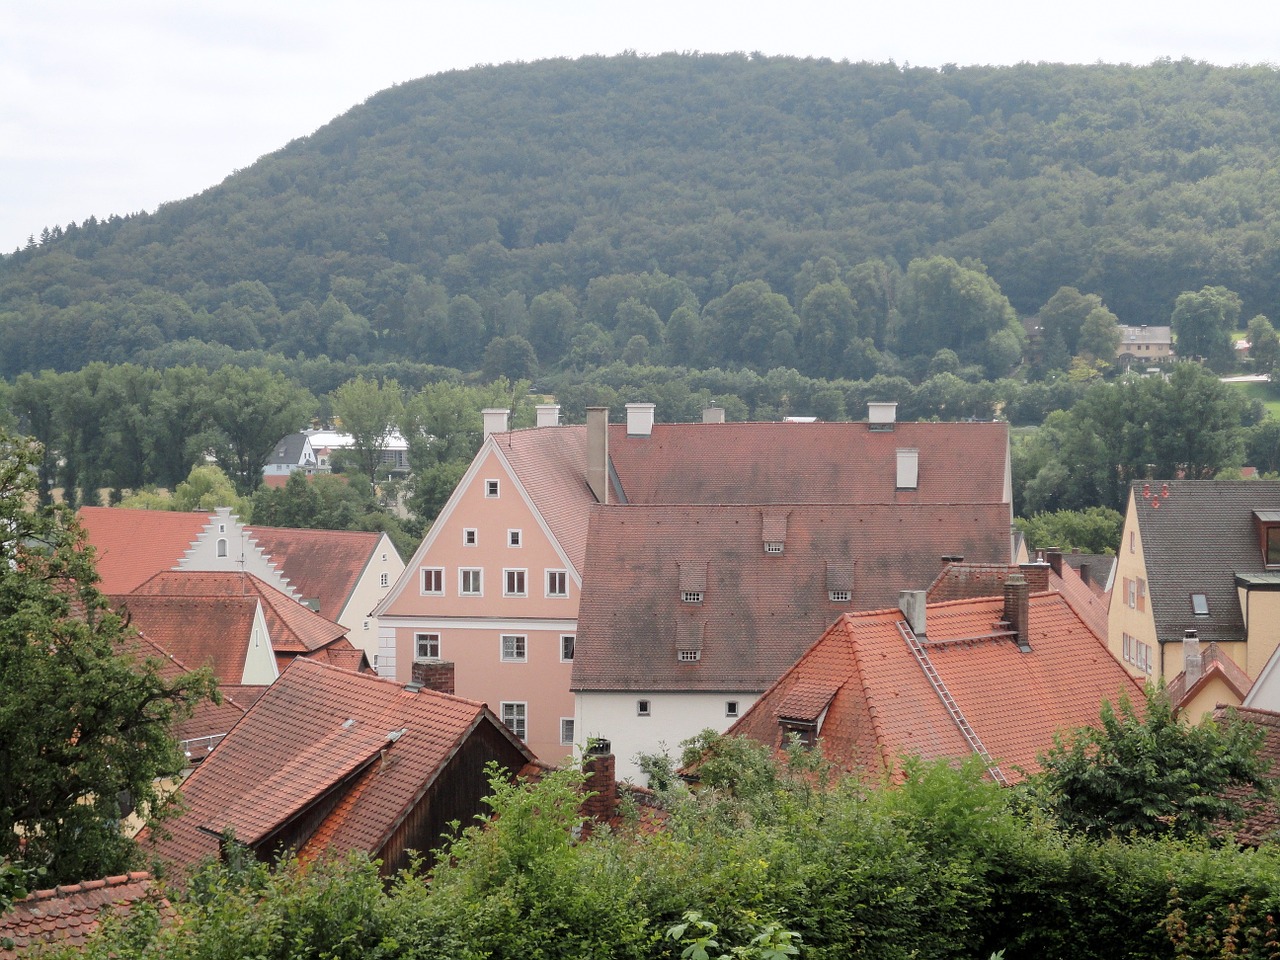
[829,590,851,603]
[463,528,478,546]
[561,634,575,662]
[560,718,575,745]
[485,479,500,498]
[504,569,527,597]
[501,634,527,661]
[547,570,568,598]
[415,633,440,660]
[460,568,482,596]
[421,568,444,594]
[508,529,522,547]
[725,700,739,718]
[681,591,703,604]
[678,650,701,662]
[501,702,526,739]
[637,699,651,717]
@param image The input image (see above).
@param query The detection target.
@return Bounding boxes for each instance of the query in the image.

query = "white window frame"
[678,650,701,662]
[829,590,851,603]
[501,701,526,739]
[415,632,441,661]
[485,479,500,498]
[508,528,522,547]
[421,568,444,595]
[504,568,527,597]
[560,634,575,662]
[560,718,575,745]
[501,634,527,662]
[546,569,568,598]
[216,538,228,558]
[380,572,389,588]
[463,528,478,547]
[681,591,703,604]
[637,699,651,717]
[460,568,483,596]
[725,700,739,718]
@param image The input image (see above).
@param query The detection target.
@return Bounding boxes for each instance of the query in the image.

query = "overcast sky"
[3,0,1278,253]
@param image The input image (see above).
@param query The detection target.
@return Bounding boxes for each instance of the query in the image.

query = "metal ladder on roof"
[896,620,1010,787]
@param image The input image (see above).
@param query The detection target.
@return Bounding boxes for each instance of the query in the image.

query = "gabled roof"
[728,592,1144,782]
[266,433,314,467]
[573,502,1012,693]
[111,593,264,686]
[495,425,599,570]
[1131,481,1280,643]
[77,507,212,594]
[1167,642,1253,710]
[142,659,535,872]
[0,873,166,959]
[128,571,348,654]
[244,526,387,620]
[607,420,1009,506]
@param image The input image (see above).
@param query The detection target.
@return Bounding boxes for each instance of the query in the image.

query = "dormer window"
[1191,593,1210,617]
[678,561,707,605]
[764,542,784,555]
[681,591,703,604]
[826,560,854,604]
[1253,511,1280,566]
[678,650,701,662]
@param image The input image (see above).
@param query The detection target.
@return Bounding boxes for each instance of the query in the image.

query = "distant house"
[726,578,1143,783]
[1109,481,1280,708]
[1117,325,1174,367]
[376,401,1013,769]
[141,658,536,879]
[0,872,167,959]
[262,432,320,488]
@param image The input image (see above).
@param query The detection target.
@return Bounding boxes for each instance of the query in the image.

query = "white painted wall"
[576,690,761,783]
[340,532,404,665]
[242,601,280,685]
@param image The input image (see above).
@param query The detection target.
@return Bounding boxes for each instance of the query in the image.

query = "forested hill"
[5,53,1280,380]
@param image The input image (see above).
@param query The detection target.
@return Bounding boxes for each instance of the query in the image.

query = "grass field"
[1227,378,1280,418]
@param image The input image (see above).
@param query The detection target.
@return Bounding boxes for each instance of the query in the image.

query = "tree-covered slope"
[5,53,1280,377]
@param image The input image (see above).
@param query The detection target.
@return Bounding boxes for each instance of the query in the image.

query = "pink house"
[375,402,1014,765]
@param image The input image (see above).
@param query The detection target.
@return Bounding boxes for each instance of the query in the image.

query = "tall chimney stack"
[625,402,656,437]
[482,408,509,437]
[586,407,609,504]
[898,590,927,637]
[702,405,726,424]
[535,404,561,428]
[1003,573,1031,652]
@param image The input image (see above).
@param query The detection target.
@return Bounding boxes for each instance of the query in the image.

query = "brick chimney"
[580,739,618,826]
[586,407,609,504]
[1045,550,1065,576]
[1018,560,1051,593]
[1003,573,1031,652]
[409,660,455,695]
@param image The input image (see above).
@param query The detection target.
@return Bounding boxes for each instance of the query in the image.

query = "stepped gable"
[77,507,212,594]
[141,659,534,876]
[244,526,382,621]
[607,420,1009,506]
[0,872,167,958]
[727,592,1143,782]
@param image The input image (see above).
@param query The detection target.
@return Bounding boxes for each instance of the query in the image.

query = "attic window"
[485,479,500,498]
[676,620,704,662]
[829,590,851,603]
[678,650,701,662]
[1268,526,1280,566]
[637,699,651,717]
[761,511,788,554]
[1254,511,1280,566]
[682,591,704,604]
[764,542,784,555]
[780,721,817,748]
[826,560,854,603]
[679,561,707,604]
[1191,593,1210,617]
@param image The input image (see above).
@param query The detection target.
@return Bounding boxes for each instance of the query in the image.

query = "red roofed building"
[77,507,212,594]
[376,401,1013,767]
[141,659,535,879]
[727,579,1142,783]
[0,873,167,959]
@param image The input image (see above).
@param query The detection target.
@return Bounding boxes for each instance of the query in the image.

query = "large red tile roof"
[608,420,1009,506]
[573,503,1012,693]
[128,571,348,654]
[77,507,212,594]
[112,593,263,686]
[244,526,385,620]
[1213,705,1280,844]
[142,659,534,873]
[728,592,1143,782]
[119,629,251,743]
[0,873,166,958]
[495,426,599,570]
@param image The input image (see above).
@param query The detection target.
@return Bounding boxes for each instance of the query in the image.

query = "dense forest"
[5,54,1280,381]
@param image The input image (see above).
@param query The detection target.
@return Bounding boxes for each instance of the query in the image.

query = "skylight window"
[1191,593,1210,617]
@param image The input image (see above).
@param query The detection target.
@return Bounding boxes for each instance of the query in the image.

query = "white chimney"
[535,404,560,428]
[586,407,609,504]
[898,590,927,637]
[482,408,509,437]
[625,402,656,437]
[868,401,898,429]
[1183,629,1203,687]
[896,448,919,490]
[702,405,726,424]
